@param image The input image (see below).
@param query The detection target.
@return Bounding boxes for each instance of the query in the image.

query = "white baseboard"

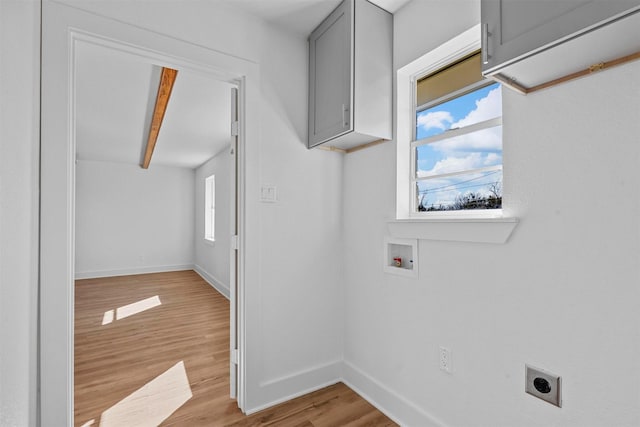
[193,264,230,300]
[244,359,444,426]
[342,360,445,427]
[74,264,195,280]
[245,359,342,415]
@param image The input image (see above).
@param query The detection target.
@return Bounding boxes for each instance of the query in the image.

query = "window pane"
[416,82,501,140]
[416,125,502,177]
[205,175,215,240]
[417,169,503,211]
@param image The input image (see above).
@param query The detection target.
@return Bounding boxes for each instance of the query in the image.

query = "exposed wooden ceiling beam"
[141,67,178,169]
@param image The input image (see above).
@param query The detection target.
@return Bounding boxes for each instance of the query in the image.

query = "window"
[413,51,502,213]
[205,174,215,242]
[394,25,517,242]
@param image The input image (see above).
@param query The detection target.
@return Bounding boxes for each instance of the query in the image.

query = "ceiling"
[76,42,233,169]
[75,0,411,170]
[219,0,411,35]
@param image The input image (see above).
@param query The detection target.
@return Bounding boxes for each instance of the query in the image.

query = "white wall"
[75,160,195,278]
[194,148,231,298]
[342,1,640,426]
[0,1,40,425]
[254,22,344,397]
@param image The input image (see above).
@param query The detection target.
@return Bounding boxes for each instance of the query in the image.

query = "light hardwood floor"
[75,270,396,426]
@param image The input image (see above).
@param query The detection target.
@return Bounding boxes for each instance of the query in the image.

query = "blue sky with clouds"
[415,82,503,209]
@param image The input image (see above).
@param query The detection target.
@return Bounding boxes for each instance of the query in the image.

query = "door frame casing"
[229,86,239,400]
[40,3,255,424]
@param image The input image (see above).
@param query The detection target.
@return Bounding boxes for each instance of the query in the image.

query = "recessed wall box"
[383,237,418,278]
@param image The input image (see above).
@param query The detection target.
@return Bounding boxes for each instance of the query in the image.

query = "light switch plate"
[260,185,277,203]
[525,364,561,407]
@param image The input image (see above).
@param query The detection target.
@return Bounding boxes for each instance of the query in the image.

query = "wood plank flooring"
[75,270,396,426]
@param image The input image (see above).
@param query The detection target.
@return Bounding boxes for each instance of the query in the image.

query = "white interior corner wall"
[342,1,640,426]
[41,0,344,420]
[194,148,231,299]
[75,160,195,278]
[0,1,40,426]
[250,21,344,411]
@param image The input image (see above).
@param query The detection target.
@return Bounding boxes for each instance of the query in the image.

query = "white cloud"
[418,152,502,177]
[451,86,502,128]
[417,110,453,132]
[426,86,502,155]
[483,152,501,166]
[419,153,481,177]
[430,126,502,153]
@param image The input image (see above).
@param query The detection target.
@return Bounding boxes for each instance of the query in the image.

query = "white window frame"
[396,24,503,220]
[205,174,215,242]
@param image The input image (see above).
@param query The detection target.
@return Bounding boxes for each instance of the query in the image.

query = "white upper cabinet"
[481,0,640,90]
[308,0,392,149]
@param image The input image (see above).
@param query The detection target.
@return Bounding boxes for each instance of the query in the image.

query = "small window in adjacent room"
[205,174,215,242]
[413,51,502,213]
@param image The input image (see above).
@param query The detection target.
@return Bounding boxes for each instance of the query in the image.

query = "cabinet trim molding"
[492,49,640,95]
[316,138,391,155]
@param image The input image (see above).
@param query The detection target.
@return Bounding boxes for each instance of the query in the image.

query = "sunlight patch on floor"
[102,295,162,325]
[99,360,192,427]
[101,310,114,325]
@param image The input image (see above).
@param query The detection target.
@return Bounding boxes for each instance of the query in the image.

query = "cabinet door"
[482,0,640,73]
[308,0,352,147]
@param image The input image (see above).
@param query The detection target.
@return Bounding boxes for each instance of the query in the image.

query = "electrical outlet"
[525,365,561,407]
[439,346,452,373]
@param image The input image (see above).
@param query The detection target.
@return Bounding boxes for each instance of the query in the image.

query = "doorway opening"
[71,39,242,426]
[40,5,255,422]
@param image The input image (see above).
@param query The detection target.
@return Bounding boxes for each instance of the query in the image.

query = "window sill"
[204,238,215,246]
[387,217,518,244]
